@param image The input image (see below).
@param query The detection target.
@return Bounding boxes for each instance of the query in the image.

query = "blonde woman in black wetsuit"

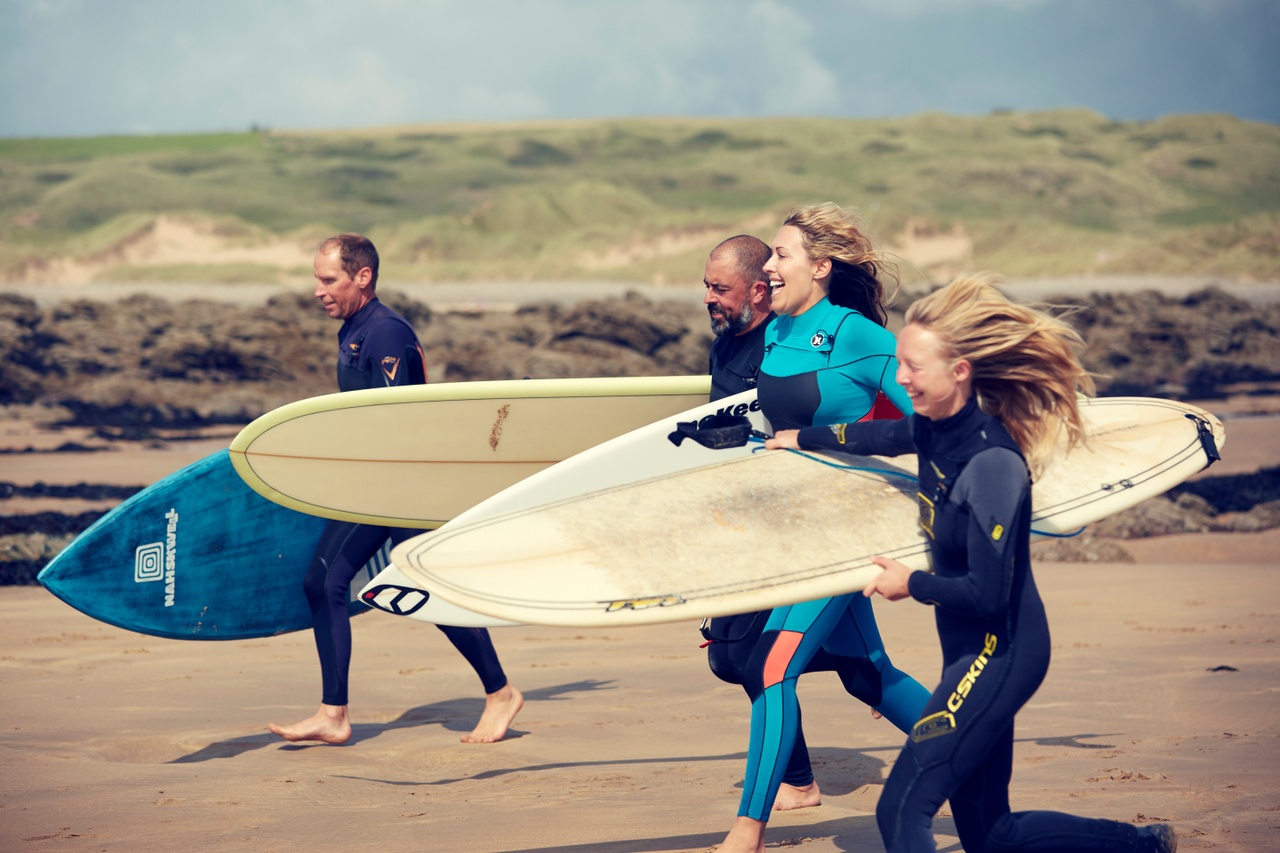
[766,273,1176,853]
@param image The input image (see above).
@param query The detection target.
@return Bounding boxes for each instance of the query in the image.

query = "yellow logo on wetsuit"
[917,492,936,539]
[991,523,1004,541]
[911,710,956,742]
[831,423,847,444]
[947,632,999,713]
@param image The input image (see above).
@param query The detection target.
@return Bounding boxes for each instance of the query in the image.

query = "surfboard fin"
[667,414,753,449]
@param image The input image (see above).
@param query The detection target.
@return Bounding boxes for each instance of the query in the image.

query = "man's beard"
[709,302,755,337]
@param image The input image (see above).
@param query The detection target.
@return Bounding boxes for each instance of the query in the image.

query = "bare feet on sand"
[268,704,352,744]
[461,684,524,743]
[772,780,821,810]
[716,816,766,853]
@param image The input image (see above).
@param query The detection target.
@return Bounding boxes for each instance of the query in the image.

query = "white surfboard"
[229,375,712,528]
[392,396,1225,627]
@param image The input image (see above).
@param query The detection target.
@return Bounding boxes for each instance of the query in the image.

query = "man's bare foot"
[716,816,766,853]
[461,684,523,743]
[773,780,821,810]
[268,704,352,744]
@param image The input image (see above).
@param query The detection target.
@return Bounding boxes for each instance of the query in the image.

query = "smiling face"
[895,323,972,420]
[763,225,830,317]
[313,246,373,320]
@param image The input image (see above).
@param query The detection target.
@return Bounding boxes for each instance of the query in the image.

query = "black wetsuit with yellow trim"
[305,298,507,707]
[798,395,1166,852]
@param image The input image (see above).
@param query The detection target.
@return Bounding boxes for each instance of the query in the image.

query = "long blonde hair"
[783,202,898,327]
[905,273,1095,476]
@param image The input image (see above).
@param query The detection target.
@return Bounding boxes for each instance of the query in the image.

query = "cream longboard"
[229,375,712,528]
[392,396,1224,627]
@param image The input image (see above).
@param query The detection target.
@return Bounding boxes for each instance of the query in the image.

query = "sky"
[2,0,1277,139]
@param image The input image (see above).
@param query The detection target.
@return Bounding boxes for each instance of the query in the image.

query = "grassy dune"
[2,111,1277,285]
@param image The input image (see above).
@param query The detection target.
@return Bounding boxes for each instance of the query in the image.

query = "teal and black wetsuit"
[737,297,931,820]
[798,396,1171,852]
[305,299,507,706]
[706,311,858,793]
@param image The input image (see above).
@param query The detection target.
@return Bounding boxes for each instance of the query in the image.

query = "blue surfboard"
[37,450,390,640]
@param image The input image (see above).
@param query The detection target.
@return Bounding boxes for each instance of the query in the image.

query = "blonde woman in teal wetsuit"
[718,204,931,853]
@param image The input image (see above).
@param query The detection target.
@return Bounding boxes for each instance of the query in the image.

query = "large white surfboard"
[229,375,712,528]
[392,395,1225,627]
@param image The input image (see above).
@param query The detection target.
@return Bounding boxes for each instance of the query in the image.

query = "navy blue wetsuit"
[306,299,507,706]
[736,298,931,820]
[708,312,773,401]
[798,397,1165,852]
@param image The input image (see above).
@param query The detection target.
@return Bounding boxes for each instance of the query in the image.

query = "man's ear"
[751,278,771,309]
[355,266,374,290]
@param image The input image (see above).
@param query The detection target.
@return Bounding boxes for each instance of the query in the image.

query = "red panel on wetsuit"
[859,391,904,422]
[762,630,806,689]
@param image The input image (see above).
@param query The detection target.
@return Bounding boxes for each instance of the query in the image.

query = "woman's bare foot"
[716,816,766,853]
[268,704,352,744]
[461,684,524,743]
[773,780,821,810]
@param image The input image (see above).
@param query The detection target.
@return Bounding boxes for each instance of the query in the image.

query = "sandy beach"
[2,553,1277,852]
[2,396,1278,852]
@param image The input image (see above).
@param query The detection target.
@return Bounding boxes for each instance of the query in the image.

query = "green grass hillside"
[2,111,1277,286]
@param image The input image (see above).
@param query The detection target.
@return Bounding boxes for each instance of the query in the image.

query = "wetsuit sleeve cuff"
[907,569,937,605]
[796,425,841,451]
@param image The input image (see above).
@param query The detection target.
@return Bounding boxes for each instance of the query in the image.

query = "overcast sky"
[2,0,1277,139]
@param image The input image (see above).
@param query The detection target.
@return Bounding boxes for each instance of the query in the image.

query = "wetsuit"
[798,396,1168,852]
[736,297,931,820]
[707,313,773,401]
[306,298,507,707]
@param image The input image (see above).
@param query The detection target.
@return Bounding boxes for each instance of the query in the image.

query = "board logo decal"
[134,508,179,607]
[363,584,428,616]
[604,594,685,612]
[134,543,165,582]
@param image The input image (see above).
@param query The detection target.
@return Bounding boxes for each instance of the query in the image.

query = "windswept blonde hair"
[905,272,1096,476]
[783,202,898,327]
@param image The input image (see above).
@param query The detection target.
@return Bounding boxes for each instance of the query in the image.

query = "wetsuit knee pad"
[707,642,747,685]
[742,628,781,698]
[836,655,884,706]
[301,555,332,608]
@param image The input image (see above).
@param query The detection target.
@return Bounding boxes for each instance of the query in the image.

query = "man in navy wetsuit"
[268,233,523,745]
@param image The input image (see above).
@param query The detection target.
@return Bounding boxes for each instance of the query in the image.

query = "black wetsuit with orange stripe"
[305,298,507,707]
